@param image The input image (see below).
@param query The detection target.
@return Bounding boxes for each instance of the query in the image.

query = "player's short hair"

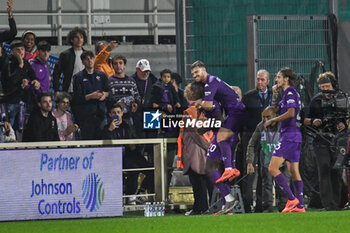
[190,60,206,70]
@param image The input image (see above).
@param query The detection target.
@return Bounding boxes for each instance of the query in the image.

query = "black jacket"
[307,92,347,144]
[0,55,37,104]
[23,110,60,142]
[101,120,134,140]
[150,80,179,110]
[0,17,17,43]
[131,72,158,109]
[242,87,272,133]
[53,47,85,92]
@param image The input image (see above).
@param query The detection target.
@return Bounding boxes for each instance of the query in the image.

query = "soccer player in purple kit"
[264,67,305,213]
[189,82,239,214]
[191,60,246,184]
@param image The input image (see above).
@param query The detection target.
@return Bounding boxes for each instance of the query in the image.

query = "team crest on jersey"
[205,91,211,96]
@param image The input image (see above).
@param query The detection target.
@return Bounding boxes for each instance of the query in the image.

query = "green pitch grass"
[1,211,349,233]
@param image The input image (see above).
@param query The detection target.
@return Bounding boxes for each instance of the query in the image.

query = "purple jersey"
[203,75,245,113]
[204,100,221,120]
[279,86,301,142]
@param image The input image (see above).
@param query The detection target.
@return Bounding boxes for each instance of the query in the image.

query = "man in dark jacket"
[102,104,154,204]
[240,69,272,212]
[73,51,109,140]
[22,92,59,142]
[131,59,158,138]
[131,59,158,109]
[53,27,87,94]
[0,40,39,128]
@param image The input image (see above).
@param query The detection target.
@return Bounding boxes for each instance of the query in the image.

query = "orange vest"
[176,106,213,168]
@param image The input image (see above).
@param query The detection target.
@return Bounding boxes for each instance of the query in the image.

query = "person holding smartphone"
[102,104,154,204]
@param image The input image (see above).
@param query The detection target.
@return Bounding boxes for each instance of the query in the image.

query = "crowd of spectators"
[0,0,184,205]
[1,0,349,213]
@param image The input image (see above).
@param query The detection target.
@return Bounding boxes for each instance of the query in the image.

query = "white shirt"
[68,49,84,92]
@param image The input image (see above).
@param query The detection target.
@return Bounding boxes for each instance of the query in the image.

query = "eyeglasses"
[60,101,70,105]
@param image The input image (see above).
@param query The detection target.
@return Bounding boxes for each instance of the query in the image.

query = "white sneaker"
[128,196,136,205]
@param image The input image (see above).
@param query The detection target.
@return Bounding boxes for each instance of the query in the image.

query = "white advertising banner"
[0,147,123,221]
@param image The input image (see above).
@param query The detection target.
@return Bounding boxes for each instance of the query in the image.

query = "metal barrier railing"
[0,0,175,45]
[0,138,178,203]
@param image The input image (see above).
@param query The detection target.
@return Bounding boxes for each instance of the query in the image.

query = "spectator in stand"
[131,59,158,109]
[0,0,17,44]
[94,40,118,78]
[130,59,158,138]
[0,40,40,128]
[30,40,51,93]
[73,51,108,140]
[52,92,79,141]
[22,31,37,60]
[171,72,188,115]
[53,27,87,95]
[107,55,141,134]
[101,104,154,203]
[22,92,59,142]
[151,69,181,114]
[0,105,15,142]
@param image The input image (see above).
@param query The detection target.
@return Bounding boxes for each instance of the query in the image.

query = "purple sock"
[212,170,231,204]
[231,138,239,169]
[293,180,304,208]
[274,173,295,200]
[218,140,232,168]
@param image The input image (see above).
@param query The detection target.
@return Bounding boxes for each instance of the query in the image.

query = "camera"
[320,90,350,132]
[332,135,350,169]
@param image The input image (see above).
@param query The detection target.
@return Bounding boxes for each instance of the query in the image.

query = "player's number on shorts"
[273,142,281,153]
[209,144,216,152]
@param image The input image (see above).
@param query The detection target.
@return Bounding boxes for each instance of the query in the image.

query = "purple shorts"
[272,140,301,162]
[207,133,239,160]
[222,110,246,133]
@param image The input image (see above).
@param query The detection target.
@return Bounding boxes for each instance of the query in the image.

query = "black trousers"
[187,168,213,213]
[314,145,342,210]
[239,132,263,212]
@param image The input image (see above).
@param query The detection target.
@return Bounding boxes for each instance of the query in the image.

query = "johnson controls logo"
[82,173,105,212]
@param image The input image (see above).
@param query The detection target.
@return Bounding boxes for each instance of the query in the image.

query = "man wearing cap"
[0,40,40,127]
[131,59,158,109]
[30,41,51,93]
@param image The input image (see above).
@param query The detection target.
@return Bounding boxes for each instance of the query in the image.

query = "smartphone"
[113,115,119,121]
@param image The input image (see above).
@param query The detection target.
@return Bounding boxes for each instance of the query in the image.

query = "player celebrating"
[191,60,246,183]
[264,67,305,213]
